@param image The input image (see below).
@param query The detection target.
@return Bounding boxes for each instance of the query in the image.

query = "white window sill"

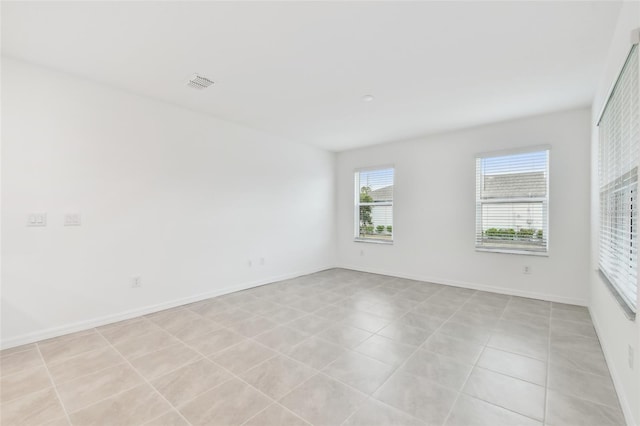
[476,247,548,257]
[354,238,394,245]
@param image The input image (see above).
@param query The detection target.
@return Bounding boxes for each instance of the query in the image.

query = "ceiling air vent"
[187,74,214,90]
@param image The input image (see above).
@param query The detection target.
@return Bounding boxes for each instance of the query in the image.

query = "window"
[475,149,549,254]
[355,167,394,243]
[598,44,639,315]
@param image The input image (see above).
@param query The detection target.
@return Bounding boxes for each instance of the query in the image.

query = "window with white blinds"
[355,167,394,243]
[598,44,639,314]
[475,149,549,254]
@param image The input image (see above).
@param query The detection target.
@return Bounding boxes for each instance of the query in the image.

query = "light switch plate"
[64,213,81,226]
[27,213,47,227]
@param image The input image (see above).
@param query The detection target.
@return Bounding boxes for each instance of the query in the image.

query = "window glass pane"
[355,168,394,242]
[475,149,549,253]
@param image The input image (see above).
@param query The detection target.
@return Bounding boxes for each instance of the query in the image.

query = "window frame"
[475,146,550,256]
[597,42,639,317]
[354,165,395,244]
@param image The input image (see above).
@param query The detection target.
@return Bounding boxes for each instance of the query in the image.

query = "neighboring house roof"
[369,185,393,202]
[483,172,546,198]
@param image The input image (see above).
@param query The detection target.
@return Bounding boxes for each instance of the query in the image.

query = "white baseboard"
[590,309,636,426]
[0,266,333,350]
[2,263,588,350]
[338,264,589,306]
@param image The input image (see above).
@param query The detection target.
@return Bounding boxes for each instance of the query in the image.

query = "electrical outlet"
[248,260,252,267]
[27,213,47,227]
[131,276,142,288]
[360,249,365,256]
[260,257,265,266]
[523,266,531,274]
[629,345,634,369]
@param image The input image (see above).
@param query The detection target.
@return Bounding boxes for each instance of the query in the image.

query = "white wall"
[589,3,640,425]
[337,108,591,305]
[1,58,336,348]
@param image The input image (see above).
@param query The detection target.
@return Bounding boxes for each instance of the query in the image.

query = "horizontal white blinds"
[475,150,549,252]
[598,44,639,313]
[355,168,394,241]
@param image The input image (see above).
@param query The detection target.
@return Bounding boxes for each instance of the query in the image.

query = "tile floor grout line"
[34,342,73,426]
[437,293,507,426]
[344,286,472,425]
[191,339,316,426]
[2,273,614,425]
[451,296,551,425]
[147,321,303,425]
[93,329,195,426]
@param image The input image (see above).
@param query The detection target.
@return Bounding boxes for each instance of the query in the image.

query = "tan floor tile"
[129,343,201,380]
[38,332,108,365]
[445,394,542,426]
[0,346,44,377]
[322,351,395,394]
[423,332,485,365]
[378,321,434,346]
[241,355,315,400]
[344,398,424,426]
[229,316,279,338]
[373,370,458,425]
[179,378,271,426]
[39,329,97,346]
[354,335,416,367]
[280,374,367,426]
[342,312,390,333]
[286,315,335,335]
[1,343,37,358]
[97,318,161,345]
[438,321,492,345]
[396,311,444,332]
[487,331,548,361]
[1,387,66,426]
[545,390,625,426]
[56,363,143,412]
[400,350,473,391]
[266,306,308,324]
[187,299,228,317]
[547,365,620,408]
[287,337,346,369]
[477,347,547,386]
[43,416,71,426]
[463,367,545,421]
[244,404,310,426]
[185,328,246,356]
[1,366,52,403]
[48,346,124,384]
[169,318,222,341]
[113,329,180,359]
[203,306,256,326]
[151,358,231,407]
[316,325,372,349]
[146,308,203,333]
[211,340,276,374]
[144,410,189,426]
[69,384,171,425]
[253,326,310,353]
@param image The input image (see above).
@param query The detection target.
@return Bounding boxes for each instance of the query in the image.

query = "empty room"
[1,1,639,425]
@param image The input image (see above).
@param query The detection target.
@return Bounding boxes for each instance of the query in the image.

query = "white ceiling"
[1,1,622,151]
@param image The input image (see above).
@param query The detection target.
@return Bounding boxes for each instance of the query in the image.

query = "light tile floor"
[0,269,626,426]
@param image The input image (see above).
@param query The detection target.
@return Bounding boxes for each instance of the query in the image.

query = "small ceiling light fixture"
[187,73,215,90]
[361,94,375,102]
